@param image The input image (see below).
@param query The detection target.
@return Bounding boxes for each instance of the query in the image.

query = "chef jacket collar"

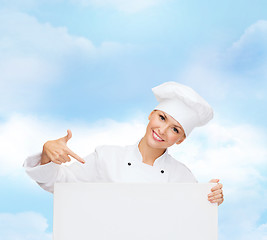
[134,139,168,167]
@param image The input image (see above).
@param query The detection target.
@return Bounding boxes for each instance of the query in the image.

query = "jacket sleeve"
[23,147,102,193]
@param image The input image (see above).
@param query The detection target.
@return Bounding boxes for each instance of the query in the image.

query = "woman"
[24,82,224,205]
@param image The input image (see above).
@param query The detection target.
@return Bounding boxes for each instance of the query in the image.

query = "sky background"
[0,0,267,239]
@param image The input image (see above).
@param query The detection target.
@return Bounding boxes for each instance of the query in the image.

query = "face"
[144,110,186,150]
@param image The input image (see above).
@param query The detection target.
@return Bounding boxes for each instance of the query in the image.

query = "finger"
[45,151,57,163]
[211,183,223,191]
[65,147,85,164]
[208,193,223,201]
[208,189,223,197]
[66,155,72,162]
[211,197,224,205]
[61,154,72,163]
[209,179,219,183]
[213,193,223,200]
[209,196,223,204]
[57,155,67,163]
[218,198,224,206]
[51,159,62,165]
[59,129,72,144]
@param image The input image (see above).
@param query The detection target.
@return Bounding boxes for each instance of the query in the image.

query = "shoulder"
[165,154,191,172]
[165,154,197,183]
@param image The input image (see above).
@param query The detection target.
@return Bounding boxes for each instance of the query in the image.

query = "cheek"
[146,121,154,134]
[148,118,160,129]
[167,132,181,143]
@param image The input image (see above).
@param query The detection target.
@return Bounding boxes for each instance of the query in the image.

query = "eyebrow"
[162,112,182,129]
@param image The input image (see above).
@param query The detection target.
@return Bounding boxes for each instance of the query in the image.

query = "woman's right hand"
[40,129,85,165]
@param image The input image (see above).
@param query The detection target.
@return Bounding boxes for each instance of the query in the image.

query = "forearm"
[23,150,100,193]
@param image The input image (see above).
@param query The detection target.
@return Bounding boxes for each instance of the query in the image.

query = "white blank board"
[53,183,217,240]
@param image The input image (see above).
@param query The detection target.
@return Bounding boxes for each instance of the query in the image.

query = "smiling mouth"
[152,130,164,142]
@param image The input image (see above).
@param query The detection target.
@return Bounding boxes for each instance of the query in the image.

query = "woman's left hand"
[208,179,224,206]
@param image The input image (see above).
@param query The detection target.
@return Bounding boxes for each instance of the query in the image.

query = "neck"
[138,137,166,166]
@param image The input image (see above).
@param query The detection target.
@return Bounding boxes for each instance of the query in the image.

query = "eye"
[173,127,179,134]
[159,114,165,121]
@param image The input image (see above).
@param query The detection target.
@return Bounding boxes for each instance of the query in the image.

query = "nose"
[159,125,168,135]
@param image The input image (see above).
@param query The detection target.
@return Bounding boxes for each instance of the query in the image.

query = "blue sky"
[0,0,267,239]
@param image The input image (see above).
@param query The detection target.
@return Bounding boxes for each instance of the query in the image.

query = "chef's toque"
[152,82,213,137]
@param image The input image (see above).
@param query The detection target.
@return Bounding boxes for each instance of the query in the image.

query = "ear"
[176,135,186,145]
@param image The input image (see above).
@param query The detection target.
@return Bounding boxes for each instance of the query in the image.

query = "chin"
[147,136,167,149]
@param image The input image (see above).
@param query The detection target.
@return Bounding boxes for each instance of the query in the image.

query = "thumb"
[61,129,72,143]
[209,179,219,183]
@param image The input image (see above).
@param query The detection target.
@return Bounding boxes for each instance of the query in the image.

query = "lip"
[152,130,164,142]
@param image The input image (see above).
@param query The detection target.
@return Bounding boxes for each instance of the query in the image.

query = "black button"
[161,170,164,174]
[128,162,131,166]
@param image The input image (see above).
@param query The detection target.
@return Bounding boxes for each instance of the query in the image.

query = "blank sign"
[53,183,217,240]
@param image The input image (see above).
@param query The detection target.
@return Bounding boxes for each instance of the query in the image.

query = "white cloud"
[0,212,52,240]
[0,10,134,115]
[237,223,267,240]
[1,113,267,239]
[177,20,267,103]
[1,112,267,190]
[1,17,267,240]
[227,20,267,77]
[177,54,230,100]
[0,113,146,177]
[170,122,267,192]
[70,0,166,13]
[0,10,131,63]
[170,20,267,240]
[232,20,267,53]
[169,122,267,240]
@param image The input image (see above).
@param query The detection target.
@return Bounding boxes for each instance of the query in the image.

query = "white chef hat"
[152,82,213,137]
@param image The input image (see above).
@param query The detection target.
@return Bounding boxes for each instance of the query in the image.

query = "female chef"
[24,82,224,206]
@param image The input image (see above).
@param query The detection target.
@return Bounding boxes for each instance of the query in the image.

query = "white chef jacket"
[23,140,197,193]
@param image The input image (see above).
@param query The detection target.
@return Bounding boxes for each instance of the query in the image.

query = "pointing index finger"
[66,147,85,164]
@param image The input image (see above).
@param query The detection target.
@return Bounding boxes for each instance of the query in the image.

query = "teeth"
[153,131,163,141]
